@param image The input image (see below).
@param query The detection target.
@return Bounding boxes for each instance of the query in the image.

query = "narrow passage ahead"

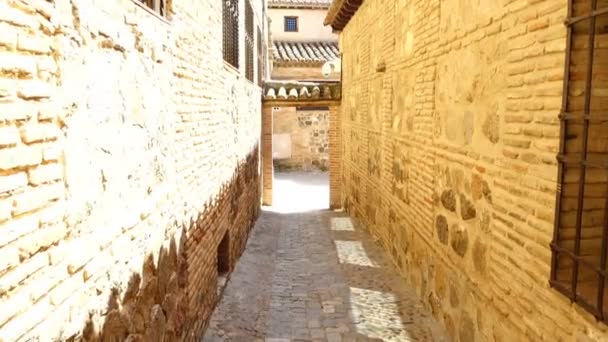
[203,172,448,341]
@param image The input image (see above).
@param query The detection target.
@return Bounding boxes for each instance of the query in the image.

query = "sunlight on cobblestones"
[349,287,411,341]
[330,217,356,231]
[334,240,379,267]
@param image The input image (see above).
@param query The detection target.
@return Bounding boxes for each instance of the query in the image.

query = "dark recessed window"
[223,0,239,68]
[245,0,254,82]
[284,16,298,32]
[550,0,608,323]
[257,27,265,86]
[136,0,168,17]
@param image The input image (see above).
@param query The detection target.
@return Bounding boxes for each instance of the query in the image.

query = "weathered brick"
[0,22,18,49]
[0,2,38,28]
[0,245,19,273]
[17,33,52,54]
[0,214,38,247]
[23,265,65,302]
[37,56,57,76]
[47,242,69,266]
[17,80,54,100]
[0,145,43,170]
[0,296,52,342]
[37,100,60,120]
[12,183,64,215]
[28,163,63,185]
[0,198,12,221]
[42,142,62,161]
[21,123,61,144]
[49,274,81,306]
[0,252,47,295]
[0,52,37,77]
[38,200,65,226]
[0,284,29,327]
[66,238,97,275]
[0,101,37,122]
[0,172,28,193]
[0,126,21,146]
[18,223,66,257]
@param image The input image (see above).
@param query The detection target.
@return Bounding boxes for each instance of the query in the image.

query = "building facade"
[326,0,608,341]
[268,0,339,171]
[0,0,267,340]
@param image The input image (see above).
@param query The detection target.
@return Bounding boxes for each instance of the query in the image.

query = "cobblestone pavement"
[203,172,448,342]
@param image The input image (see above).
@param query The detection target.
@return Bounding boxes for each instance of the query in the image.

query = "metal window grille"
[551,0,608,322]
[223,0,239,68]
[137,0,168,17]
[284,17,298,32]
[245,0,254,82]
[257,27,265,86]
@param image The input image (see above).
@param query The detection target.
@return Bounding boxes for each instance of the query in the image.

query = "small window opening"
[136,0,168,17]
[550,0,608,322]
[284,16,298,32]
[217,232,230,293]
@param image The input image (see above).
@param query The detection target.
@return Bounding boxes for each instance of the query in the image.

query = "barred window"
[136,0,168,17]
[257,27,265,86]
[223,0,239,68]
[551,0,608,321]
[284,17,298,32]
[245,0,254,82]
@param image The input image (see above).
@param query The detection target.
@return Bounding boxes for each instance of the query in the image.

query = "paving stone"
[202,173,448,342]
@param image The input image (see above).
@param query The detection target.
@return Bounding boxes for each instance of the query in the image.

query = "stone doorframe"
[261,81,342,209]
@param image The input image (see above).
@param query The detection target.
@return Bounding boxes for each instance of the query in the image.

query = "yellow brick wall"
[338,0,608,340]
[0,0,265,340]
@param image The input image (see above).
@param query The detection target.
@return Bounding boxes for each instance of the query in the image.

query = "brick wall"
[273,107,329,171]
[0,0,265,340]
[337,0,608,340]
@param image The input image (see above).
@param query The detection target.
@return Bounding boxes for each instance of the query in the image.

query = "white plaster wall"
[269,8,337,42]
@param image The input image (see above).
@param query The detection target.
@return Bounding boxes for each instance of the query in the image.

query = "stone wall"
[337,0,608,341]
[0,0,265,341]
[273,107,329,171]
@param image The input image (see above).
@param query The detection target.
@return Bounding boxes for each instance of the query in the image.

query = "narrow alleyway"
[203,172,448,341]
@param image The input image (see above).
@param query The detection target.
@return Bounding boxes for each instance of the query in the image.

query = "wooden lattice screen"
[551,0,608,321]
[223,0,239,68]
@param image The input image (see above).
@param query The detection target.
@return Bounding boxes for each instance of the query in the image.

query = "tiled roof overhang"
[263,80,341,106]
[273,41,340,66]
[268,0,331,9]
[323,0,363,31]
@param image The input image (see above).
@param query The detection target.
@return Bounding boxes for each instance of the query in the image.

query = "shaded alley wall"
[0,0,264,341]
[338,0,608,341]
[273,107,329,171]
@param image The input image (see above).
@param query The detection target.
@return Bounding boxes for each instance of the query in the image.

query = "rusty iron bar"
[551,0,573,287]
[569,0,598,305]
[587,0,608,321]
[570,0,598,304]
[559,112,608,122]
[565,6,608,26]
[551,242,608,277]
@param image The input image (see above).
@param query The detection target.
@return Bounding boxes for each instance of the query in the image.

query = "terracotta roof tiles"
[273,41,339,65]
